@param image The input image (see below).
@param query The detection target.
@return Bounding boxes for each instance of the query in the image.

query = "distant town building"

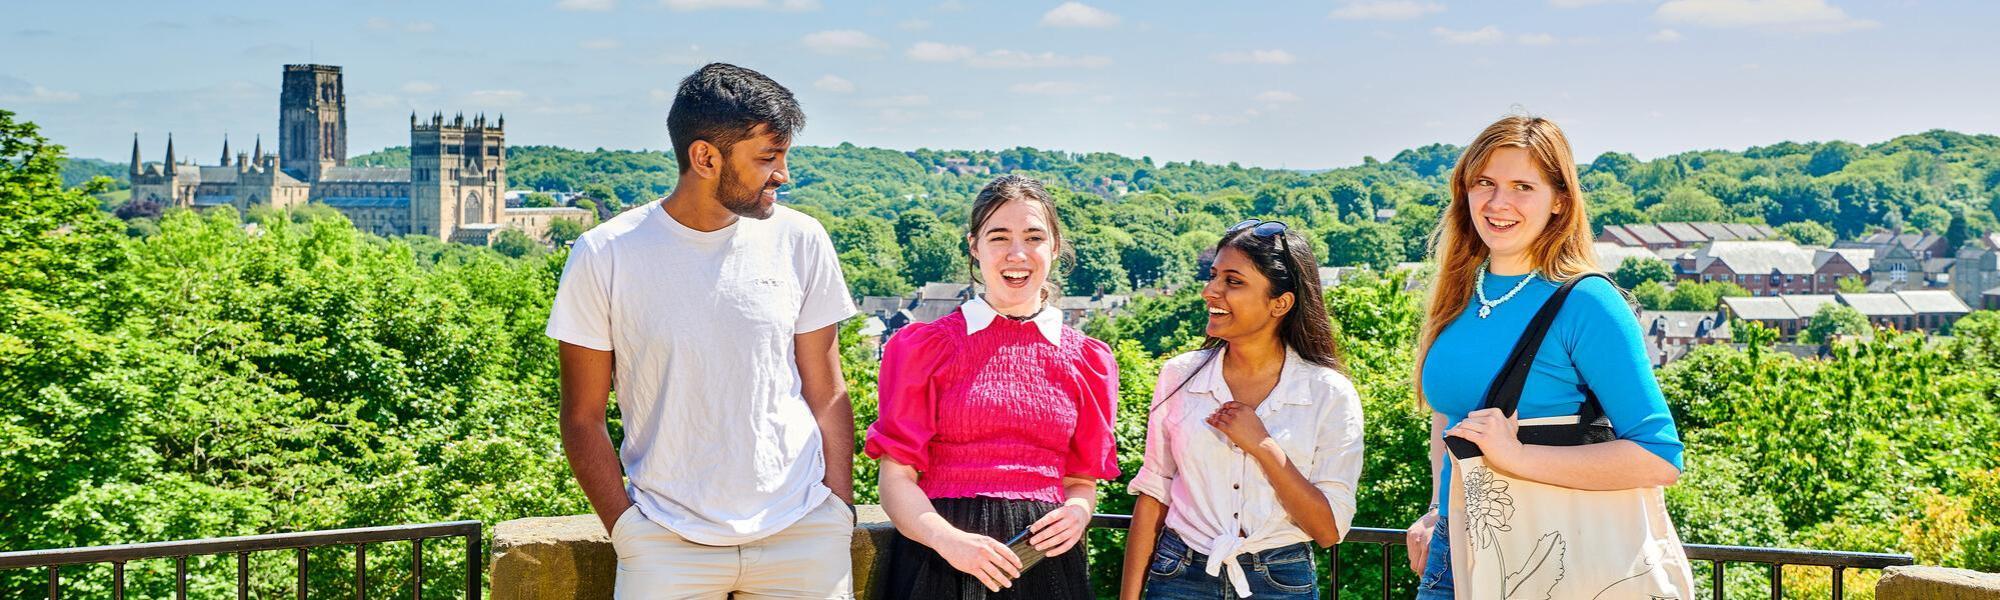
[1639,310,1731,366]
[1678,241,1860,296]
[1721,290,1972,341]
[1837,230,1955,292]
[1953,233,2000,308]
[1597,222,1778,250]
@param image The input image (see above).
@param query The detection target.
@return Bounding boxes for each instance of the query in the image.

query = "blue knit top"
[1420,273,1685,506]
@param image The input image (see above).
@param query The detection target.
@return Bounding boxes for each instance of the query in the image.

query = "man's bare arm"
[796,323,855,503]
[558,342,632,533]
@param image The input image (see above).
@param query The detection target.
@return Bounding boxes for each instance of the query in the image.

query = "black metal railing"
[1090,514,1913,599]
[0,521,482,600]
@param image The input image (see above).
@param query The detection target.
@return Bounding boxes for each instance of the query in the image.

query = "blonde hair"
[1414,115,1599,409]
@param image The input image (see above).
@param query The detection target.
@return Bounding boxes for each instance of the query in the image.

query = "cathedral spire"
[165,133,176,168]
[130,134,141,176]
[253,135,263,161]
[220,134,230,166]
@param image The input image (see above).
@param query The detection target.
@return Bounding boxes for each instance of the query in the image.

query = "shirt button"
[1233,483,1240,489]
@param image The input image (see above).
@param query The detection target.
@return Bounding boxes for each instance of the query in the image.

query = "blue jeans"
[1415,514,1454,599]
[1141,529,1317,599]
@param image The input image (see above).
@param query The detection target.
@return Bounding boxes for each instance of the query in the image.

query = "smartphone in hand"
[1003,525,1048,573]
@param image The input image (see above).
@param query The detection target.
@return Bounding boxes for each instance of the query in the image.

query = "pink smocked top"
[863,307,1122,503]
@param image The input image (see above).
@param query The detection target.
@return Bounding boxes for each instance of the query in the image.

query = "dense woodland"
[9,108,2000,597]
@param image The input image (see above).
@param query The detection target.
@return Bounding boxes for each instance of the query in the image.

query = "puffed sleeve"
[1308,370,1365,541]
[863,321,954,472]
[1063,336,1122,481]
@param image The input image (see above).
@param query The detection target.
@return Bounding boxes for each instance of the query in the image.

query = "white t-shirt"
[546,200,857,546]
[1129,347,1364,598]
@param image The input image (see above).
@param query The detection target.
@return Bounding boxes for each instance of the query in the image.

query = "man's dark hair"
[667,63,805,174]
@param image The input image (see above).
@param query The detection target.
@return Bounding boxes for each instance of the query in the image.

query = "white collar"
[1183,345,1314,407]
[960,296,1064,346]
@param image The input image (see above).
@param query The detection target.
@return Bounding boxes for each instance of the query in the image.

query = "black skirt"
[882,497,1093,600]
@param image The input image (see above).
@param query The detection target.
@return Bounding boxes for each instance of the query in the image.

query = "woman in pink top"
[865,175,1121,599]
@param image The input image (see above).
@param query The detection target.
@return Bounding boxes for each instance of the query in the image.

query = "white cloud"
[556,0,616,11]
[862,94,930,108]
[401,81,441,94]
[1648,28,1685,42]
[0,84,79,103]
[467,90,526,106]
[1256,90,1302,103]
[351,93,404,110]
[906,41,974,62]
[648,89,675,104]
[1215,49,1297,65]
[898,18,932,31]
[646,44,707,66]
[1654,0,1877,33]
[801,30,885,54]
[366,17,436,33]
[1010,81,1085,95]
[1517,33,1558,45]
[968,49,1111,69]
[1041,2,1120,28]
[1329,1,1444,21]
[579,38,621,50]
[663,0,763,9]
[661,0,817,11]
[1432,25,1505,44]
[814,75,855,93]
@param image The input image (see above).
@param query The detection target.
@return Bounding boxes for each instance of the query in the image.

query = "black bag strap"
[1446,273,1611,460]
[1482,273,1605,417]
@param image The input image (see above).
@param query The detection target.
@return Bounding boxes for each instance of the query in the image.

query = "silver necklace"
[1474,260,1538,319]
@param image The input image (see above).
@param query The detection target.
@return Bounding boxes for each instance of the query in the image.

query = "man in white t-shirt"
[546,63,859,599]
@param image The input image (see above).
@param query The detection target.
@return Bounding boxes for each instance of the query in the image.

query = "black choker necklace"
[1000,307,1045,322]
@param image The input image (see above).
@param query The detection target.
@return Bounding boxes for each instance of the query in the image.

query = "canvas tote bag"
[1444,274,1696,599]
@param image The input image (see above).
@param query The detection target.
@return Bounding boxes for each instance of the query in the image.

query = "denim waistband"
[1157,527,1313,567]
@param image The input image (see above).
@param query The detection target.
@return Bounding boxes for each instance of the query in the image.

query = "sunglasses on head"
[1227,219,1289,238]
[1200,219,1296,281]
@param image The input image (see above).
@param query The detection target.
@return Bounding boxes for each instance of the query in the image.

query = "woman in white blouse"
[1119,220,1366,599]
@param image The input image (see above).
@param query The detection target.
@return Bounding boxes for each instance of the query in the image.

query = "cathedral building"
[129,64,591,244]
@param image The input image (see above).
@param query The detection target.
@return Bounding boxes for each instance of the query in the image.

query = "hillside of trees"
[17,110,2000,598]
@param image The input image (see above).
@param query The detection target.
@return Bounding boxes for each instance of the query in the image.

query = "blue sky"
[6,0,1997,170]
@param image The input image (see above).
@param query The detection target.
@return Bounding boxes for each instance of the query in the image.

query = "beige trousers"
[610,495,855,600]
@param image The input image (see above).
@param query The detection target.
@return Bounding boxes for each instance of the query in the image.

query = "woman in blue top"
[1404,115,1686,599]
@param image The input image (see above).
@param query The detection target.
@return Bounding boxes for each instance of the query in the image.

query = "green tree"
[492,229,542,258]
[1613,257,1674,289]
[1323,222,1402,271]
[1067,232,1131,295]
[1807,141,1861,177]
[1804,303,1871,344]
[1777,221,1836,247]
[1837,275,1869,293]
[1631,280,1672,310]
[1647,186,1727,222]
[1667,281,1749,311]
[1910,204,1952,234]
[545,218,585,246]
[521,192,557,208]
[903,227,964,286]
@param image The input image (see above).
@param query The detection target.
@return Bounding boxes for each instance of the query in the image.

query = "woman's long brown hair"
[1414,115,1599,409]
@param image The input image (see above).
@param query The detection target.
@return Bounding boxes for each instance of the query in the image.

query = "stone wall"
[491,507,2000,599]
[490,506,897,600]
[1876,566,2000,599]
